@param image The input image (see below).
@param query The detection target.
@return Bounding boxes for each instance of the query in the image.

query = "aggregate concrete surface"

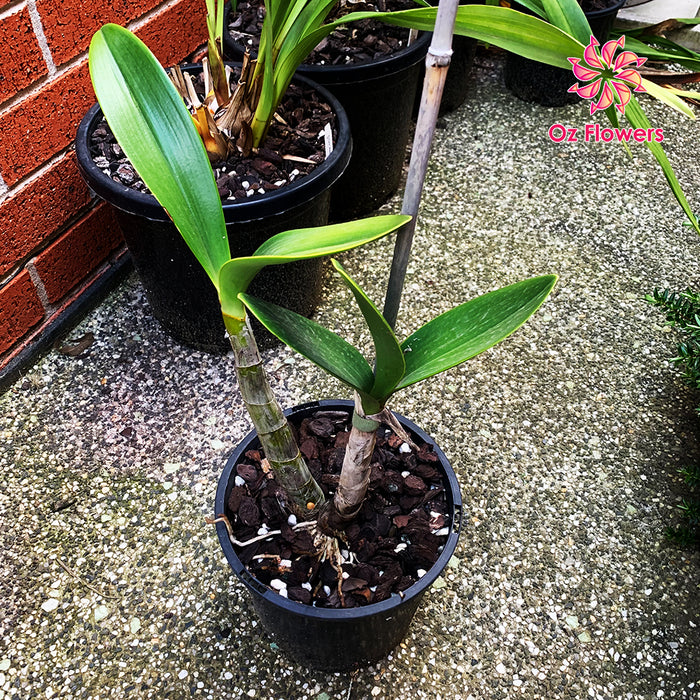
[1,53,699,699]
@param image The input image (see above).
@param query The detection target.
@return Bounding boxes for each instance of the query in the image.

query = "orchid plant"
[91,24,408,507]
[89,24,555,525]
[242,261,555,526]
[179,0,700,233]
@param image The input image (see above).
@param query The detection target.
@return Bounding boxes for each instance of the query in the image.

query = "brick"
[135,0,207,67]
[32,203,123,304]
[36,0,158,67]
[0,60,93,186]
[0,269,44,354]
[0,152,92,276]
[0,5,48,104]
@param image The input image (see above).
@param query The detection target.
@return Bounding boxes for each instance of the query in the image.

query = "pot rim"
[584,0,626,19]
[214,398,463,621]
[75,68,352,224]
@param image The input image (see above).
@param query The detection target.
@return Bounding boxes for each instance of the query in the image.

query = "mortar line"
[26,0,57,77]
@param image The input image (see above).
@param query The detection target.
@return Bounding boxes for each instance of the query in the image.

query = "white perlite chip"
[41,599,59,613]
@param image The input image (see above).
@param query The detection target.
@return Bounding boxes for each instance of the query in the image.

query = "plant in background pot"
[89,23,410,506]
[77,2,357,354]
[219,0,700,235]
[504,0,626,106]
[89,20,557,669]
[223,0,433,220]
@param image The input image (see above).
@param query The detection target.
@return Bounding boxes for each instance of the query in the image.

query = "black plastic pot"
[503,0,626,107]
[214,399,463,670]
[439,34,478,113]
[413,0,480,117]
[224,17,430,221]
[75,71,351,353]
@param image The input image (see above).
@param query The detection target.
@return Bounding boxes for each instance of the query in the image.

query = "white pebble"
[401,471,410,478]
[433,527,450,537]
[278,589,288,598]
[241,180,250,189]
[417,569,427,578]
[399,443,411,453]
[496,663,507,674]
[257,526,269,536]
[301,582,312,591]
[323,585,331,596]
[269,579,286,591]
[287,514,297,526]
[93,605,109,621]
[41,599,59,613]
[280,559,292,569]
[178,670,188,680]
[394,543,407,553]
[234,475,245,487]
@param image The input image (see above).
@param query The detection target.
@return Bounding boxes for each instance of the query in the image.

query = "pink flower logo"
[568,35,647,116]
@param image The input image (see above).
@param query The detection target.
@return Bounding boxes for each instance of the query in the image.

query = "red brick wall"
[0,0,206,377]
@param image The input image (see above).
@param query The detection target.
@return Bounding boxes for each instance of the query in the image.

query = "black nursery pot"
[503,0,626,107]
[224,22,430,221]
[214,400,463,671]
[75,72,351,353]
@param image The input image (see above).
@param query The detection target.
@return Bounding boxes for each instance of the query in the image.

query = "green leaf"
[398,276,557,390]
[88,24,229,288]
[617,34,700,72]
[640,78,696,120]
[252,2,277,144]
[540,0,591,45]
[218,215,408,319]
[624,97,700,233]
[362,5,585,70]
[331,260,405,402]
[240,293,375,396]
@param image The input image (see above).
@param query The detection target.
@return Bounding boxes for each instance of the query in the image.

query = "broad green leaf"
[540,0,590,45]
[252,3,277,144]
[240,293,375,398]
[332,260,405,402]
[618,34,700,72]
[278,5,584,81]
[624,97,700,233]
[218,215,408,319]
[398,276,557,390]
[666,87,700,100]
[369,5,584,69]
[640,78,696,119]
[510,0,545,18]
[88,24,229,288]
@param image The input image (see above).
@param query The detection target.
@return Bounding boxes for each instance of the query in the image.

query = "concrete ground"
[1,50,700,700]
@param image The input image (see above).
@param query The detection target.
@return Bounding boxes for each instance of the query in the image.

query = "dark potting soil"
[228,0,416,67]
[88,79,336,202]
[224,408,452,609]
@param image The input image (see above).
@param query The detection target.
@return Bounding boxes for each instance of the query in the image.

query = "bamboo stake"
[382,0,460,329]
